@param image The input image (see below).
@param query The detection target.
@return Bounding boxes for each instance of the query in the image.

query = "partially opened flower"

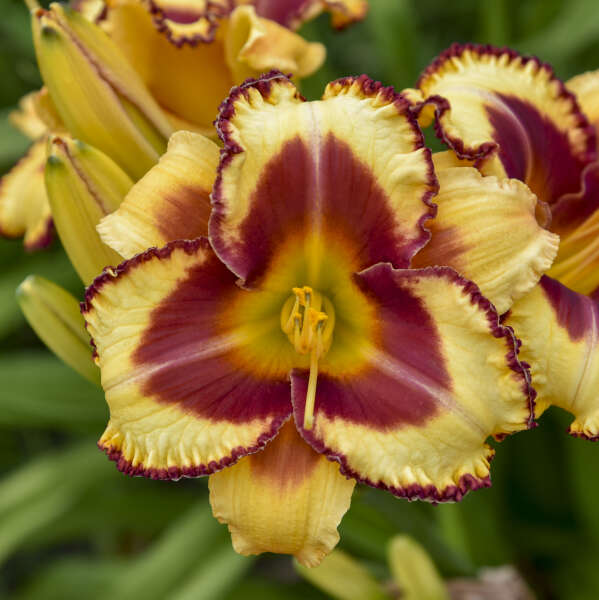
[96,0,367,133]
[409,44,599,439]
[0,89,62,250]
[82,73,553,565]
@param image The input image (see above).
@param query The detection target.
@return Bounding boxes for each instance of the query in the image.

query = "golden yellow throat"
[280,286,335,430]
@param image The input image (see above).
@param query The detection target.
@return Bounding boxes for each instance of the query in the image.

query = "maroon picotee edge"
[413,43,596,165]
[147,0,234,47]
[98,413,291,480]
[210,71,439,282]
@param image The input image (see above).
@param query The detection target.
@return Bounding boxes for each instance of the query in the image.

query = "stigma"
[280,286,335,430]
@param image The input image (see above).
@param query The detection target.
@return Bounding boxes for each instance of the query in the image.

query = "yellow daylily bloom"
[99,0,331,133]
[83,73,543,566]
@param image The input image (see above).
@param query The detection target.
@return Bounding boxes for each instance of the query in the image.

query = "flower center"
[280,286,335,430]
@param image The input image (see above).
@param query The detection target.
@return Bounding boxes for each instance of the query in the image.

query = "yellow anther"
[280,286,336,430]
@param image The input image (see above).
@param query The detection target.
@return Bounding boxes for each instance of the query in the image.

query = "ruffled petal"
[247,0,368,30]
[9,91,48,140]
[417,43,596,227]
[0,139,53,250]
[292,264,533,501]
[224,6,325,83]
[82,239,293,478]
[412,166,559,313]
[568,69,599,146]
[98,131,219,258]
[103,1,233,131]
[506,276,599,439]
[146,0,232,45]
[209,420,354,566]
[210,72,436,287]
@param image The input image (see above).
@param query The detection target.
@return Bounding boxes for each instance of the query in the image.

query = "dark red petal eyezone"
[210,72,437,288]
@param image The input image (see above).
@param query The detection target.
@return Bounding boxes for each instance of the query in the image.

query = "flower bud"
[294,550,386,600]
[45,135,132,284]
[17,275,100,385]
[31,3,173,180]
[387,536,449,600]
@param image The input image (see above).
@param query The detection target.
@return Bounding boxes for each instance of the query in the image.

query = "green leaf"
[0,352,106,431]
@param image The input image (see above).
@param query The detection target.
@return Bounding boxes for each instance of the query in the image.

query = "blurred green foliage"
[2,0,599,597]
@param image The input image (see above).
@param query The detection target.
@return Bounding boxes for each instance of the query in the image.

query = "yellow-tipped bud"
[45,135,132,284]
[387,536,449,600]
[294,551,387,600]
[17,275,100,385]
[31,3,173,180]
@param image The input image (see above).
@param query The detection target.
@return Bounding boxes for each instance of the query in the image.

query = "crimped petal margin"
[210,72,437,286]
[0,139,53,250]
[412,166,559,314]
[416,43,596,227]
[293,265,534,501]
[506,276,599,439]
[82,238,292,478]
[98,131,219,258]
[147,0,233,46]
[209,420,354,567]
[568,69,599,145]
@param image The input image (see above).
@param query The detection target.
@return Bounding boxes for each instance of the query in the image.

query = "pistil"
[280,286,335,429]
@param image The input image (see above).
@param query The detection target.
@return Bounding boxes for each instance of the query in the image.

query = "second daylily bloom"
[410,43,599,440]
[96,0,357,133]
[83,73,555,565]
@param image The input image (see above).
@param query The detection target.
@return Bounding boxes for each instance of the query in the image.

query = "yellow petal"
[293,265,533,501]
[17,275,100,385]
[211,73,436,286]
[568,69,599,146]
[209,420,354,567]
[33,3,173,179]
[45,135,131,284]
[0,139,53,250]
[412,166,559,313]
[83,239,293,477]
[9,91,48,140]
[98,130,218,258]
[224,5,325,83]
[506,276,599,438]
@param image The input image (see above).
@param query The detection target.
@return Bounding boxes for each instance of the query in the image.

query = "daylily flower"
[91,0,367,134]
[0,89,61,250]
[408,43,599,440]
[82,73,555,565]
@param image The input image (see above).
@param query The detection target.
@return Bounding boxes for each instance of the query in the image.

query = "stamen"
[304,335,321,430]
[280,286,335,430]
